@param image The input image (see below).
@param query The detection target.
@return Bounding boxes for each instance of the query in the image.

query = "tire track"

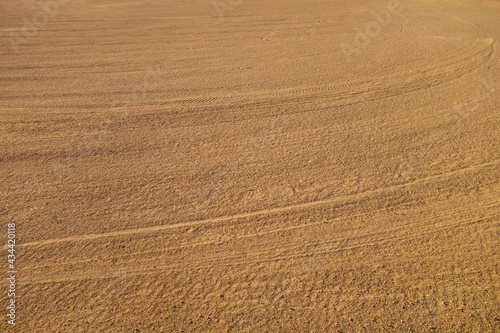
[21,213,499,284]
[10,158,499,249]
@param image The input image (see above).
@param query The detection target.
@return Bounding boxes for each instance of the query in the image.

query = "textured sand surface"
[1,0,499,331]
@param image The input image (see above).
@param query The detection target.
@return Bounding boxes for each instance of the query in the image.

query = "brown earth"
[1,0,499,332]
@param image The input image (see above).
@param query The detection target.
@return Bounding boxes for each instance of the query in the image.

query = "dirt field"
[1,0,499,331]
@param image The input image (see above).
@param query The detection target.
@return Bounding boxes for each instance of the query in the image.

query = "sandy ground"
[1,0,499,331]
